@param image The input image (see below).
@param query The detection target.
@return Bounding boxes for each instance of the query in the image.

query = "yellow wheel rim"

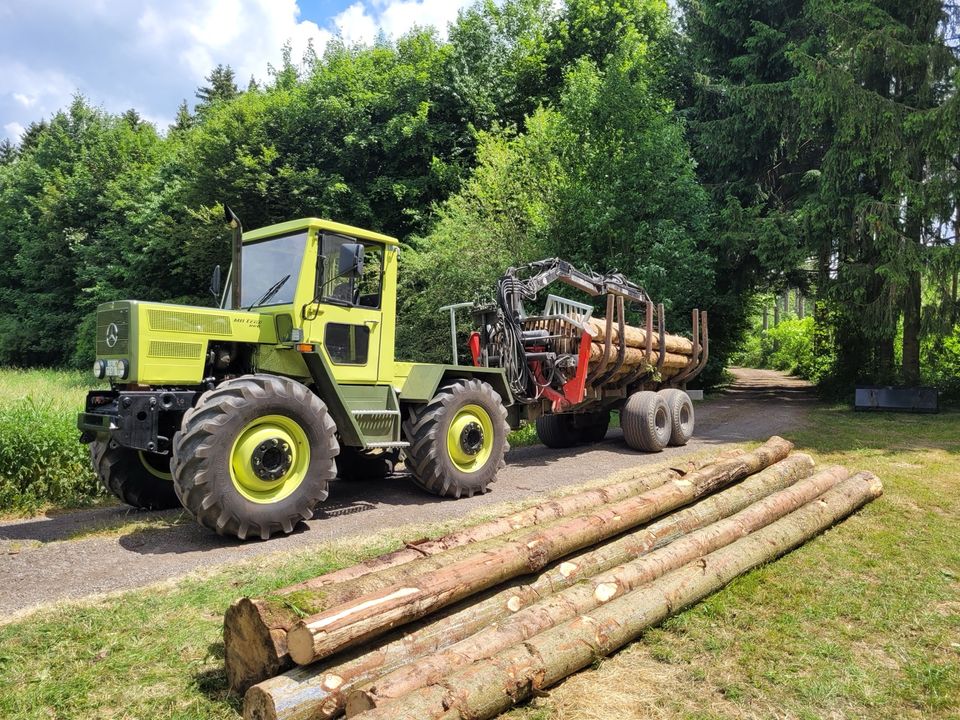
[230,414,310,504]
[138,451,172,481]
[446,404,494,473]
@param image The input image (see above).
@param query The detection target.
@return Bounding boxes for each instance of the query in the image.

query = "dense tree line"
[0,0,957,394]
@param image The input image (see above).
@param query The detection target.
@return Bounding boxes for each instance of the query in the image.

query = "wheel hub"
[459,422,484,456]
[251,438,293,481]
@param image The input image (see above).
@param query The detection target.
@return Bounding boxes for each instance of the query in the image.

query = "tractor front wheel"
[90,441,180,510]
[403,379,509,498]
[171,374,338,540]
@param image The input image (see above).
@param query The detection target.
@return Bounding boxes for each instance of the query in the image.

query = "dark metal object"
[77,389,197,452]
[225,205,243,310]
[854,386,938,413]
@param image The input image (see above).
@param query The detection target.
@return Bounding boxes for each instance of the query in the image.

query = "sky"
[0,0,474,143]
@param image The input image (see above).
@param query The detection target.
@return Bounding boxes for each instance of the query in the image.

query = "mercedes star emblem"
[105,322,119,348]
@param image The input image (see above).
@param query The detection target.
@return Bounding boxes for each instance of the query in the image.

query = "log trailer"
[78,214,707,540]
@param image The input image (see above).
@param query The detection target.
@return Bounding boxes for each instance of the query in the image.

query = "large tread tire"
[577,410,611,444]
[621,391,671,453]
[403,379,509,499]
[336,447,399,481]
[90,441,180,510]
[659,388,695,446]
[535,414,579,449]
[171,374,338,540]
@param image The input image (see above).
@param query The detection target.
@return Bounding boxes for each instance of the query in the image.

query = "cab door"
[303,232,384,385]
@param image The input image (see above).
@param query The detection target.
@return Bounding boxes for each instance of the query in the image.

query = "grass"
[1,389,957,718]
[0,368,107,515]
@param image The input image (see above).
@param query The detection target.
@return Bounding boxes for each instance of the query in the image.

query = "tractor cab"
[218,218,401,387]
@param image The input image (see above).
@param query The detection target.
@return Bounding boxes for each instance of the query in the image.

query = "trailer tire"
[171,374,338,540]
[659,389,695,446]
[535,414,579,449]
[90,441,180,510]
[621,391,670,452]
[577,410,611,444]
[403,379,509,499]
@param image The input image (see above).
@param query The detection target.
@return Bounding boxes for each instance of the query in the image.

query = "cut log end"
[345,689,376,716]
[287,625,317,667]
[226,598,293,695]
[242,685,277,720]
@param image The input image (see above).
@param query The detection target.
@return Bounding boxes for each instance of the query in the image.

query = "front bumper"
[78,389,196,452]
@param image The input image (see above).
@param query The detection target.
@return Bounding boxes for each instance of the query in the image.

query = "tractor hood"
[93,300,279,385]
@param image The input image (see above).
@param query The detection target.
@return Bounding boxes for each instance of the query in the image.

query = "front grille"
[148,341,203,359]
[96,306,130,355]
[147,309,231,336]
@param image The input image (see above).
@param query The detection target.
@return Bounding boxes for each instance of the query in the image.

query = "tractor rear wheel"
[403,379,509,498]
[171,374,338,540]
[90,441,180,510]
[659,389,695,446]
[621,391,671,452]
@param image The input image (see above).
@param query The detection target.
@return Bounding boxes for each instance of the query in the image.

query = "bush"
[731,317,831,382]
[0,370,103,513]
[923,325,960,404]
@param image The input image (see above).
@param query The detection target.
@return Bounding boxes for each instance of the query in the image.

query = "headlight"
[94,359,129,379]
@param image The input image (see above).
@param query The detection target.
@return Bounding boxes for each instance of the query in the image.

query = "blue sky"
[0,0,474,143]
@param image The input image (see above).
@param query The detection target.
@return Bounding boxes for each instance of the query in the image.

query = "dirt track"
[0,368,814,617]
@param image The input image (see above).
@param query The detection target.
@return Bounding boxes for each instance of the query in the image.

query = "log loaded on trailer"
[78,211,708,540]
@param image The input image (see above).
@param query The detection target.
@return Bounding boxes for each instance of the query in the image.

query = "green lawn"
[0,405,957,719]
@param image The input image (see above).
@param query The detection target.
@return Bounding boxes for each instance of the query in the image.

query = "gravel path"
[0,368,814,618]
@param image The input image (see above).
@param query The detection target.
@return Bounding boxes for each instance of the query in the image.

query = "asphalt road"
[0,368,814,618]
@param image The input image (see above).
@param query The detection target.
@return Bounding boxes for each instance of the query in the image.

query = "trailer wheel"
[659,389,695,446]
[577,410,611,444]
[90,441,180,510]
[535,414,579,449]
[171,374,338,540]
[336,447,400,481]
[621,391,671,452]
[403,379,509,498]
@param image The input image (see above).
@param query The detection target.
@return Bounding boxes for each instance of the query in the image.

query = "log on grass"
[353,472,883,720]
[284,437,793,667]
[244,452,812,720]
[226,455,723,693]
[587,319,695,355]
[347,461,849,715]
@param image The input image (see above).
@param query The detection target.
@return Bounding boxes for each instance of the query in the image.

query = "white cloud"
[3,122,25,140]
[0,1,472,142]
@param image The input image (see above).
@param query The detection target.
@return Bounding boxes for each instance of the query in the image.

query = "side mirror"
[338,243,365,278]
[210,264,222,300]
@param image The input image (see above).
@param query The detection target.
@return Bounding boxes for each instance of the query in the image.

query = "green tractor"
[79,211,706,540]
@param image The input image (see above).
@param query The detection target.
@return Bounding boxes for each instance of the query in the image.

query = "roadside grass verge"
[2,409,956,718]
[0,369,106,515]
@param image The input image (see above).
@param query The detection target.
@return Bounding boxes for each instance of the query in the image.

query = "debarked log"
[351,472,883,720]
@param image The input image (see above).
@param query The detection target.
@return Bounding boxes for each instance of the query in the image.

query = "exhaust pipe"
[224,205,243,309]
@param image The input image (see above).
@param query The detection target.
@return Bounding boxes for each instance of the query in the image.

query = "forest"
[0,0,958,397]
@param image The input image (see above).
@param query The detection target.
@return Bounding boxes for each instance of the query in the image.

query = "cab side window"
[319,234,383,309]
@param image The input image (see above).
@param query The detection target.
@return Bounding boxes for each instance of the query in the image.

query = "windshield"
[225,231,307,309]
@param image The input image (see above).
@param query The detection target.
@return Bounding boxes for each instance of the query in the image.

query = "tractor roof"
[243,218,399,246]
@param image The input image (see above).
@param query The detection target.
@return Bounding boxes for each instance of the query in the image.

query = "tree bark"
[586,319,694,354]
[243,452,812,720]
[225,454,720,693]
[347,462,848,716]
[353,472,883,720]
[284,438,793,667]
[902,268,922,385]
